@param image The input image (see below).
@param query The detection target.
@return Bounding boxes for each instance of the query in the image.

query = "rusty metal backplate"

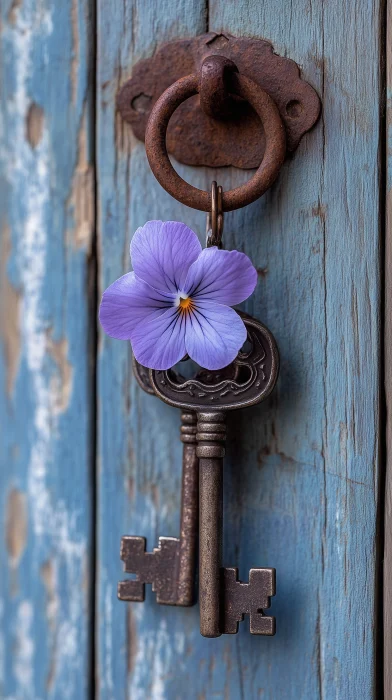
[117,32,320,169]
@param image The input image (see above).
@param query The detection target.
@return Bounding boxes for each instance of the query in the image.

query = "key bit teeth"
[118,536,147,602]
[117,578,145,602]
[118,535,181,605]
[221,567,276,635]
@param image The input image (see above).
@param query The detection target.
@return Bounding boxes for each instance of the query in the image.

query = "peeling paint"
[7,0,22,24]
[25,102,45,149]
[46,331,74,415]
[66,109,94,251]
[5,488,27,597]
[0,222,21,396]
[7,6,54,542]
[6,488,27,564]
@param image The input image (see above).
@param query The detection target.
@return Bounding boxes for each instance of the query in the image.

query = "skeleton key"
[118,359,198,606]
[150,313,279,636]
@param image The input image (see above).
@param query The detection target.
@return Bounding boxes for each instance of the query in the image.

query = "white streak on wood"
[14,601,34,694]
[104,575,114,698]
[129,613,173,700]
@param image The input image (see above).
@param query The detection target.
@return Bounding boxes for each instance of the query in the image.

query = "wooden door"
[0,1,386,698]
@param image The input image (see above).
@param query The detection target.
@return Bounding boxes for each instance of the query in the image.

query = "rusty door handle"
[144,55,286,212]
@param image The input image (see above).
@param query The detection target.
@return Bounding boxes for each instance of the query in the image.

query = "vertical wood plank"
[211,2,383,697]
[0,0,95,696]
[96,3,208,697]
[208,1,383,698]
[97,1,383,698]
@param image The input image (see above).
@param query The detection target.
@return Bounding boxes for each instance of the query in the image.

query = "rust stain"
[66,109,94,251]
[126,605,137,676]
[71,0,79,104]
[0,222,21,396]
[46,331,74,414]
[25,103,45,149]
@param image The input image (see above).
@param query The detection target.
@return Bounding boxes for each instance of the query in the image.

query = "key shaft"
[177,411,199,605]
[196,411,226,637]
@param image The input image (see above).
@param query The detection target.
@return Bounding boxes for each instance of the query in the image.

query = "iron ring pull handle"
[145,58,286,212]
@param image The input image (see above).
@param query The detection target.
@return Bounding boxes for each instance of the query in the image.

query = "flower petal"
[130,307,186,369]
[185,301,247,370]
[184,247,257,306]
[99,272,174,340]
[131,220,202,294]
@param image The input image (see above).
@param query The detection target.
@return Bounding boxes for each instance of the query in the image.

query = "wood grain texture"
[207,6,383,699]
[98,1,384,698]
[96,4,209,698]
[0,0,94,696]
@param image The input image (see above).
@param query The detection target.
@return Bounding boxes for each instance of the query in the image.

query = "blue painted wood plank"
[96,4,211,696]
[0,0,94,696]
[97,1,383,698]
[211,3,383,698]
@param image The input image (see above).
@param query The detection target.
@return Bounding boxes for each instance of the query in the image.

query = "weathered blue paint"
[207,4,382,698]
[0,0,94,697]
[96,4,210,696]
[97,1,383,698]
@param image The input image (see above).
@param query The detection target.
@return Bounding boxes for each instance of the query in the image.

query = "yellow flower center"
[179,295,194,313]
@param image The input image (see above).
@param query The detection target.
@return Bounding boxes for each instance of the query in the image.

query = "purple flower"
[99,221,257,371]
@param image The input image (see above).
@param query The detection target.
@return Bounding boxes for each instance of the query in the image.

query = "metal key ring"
[145,71,286,212]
